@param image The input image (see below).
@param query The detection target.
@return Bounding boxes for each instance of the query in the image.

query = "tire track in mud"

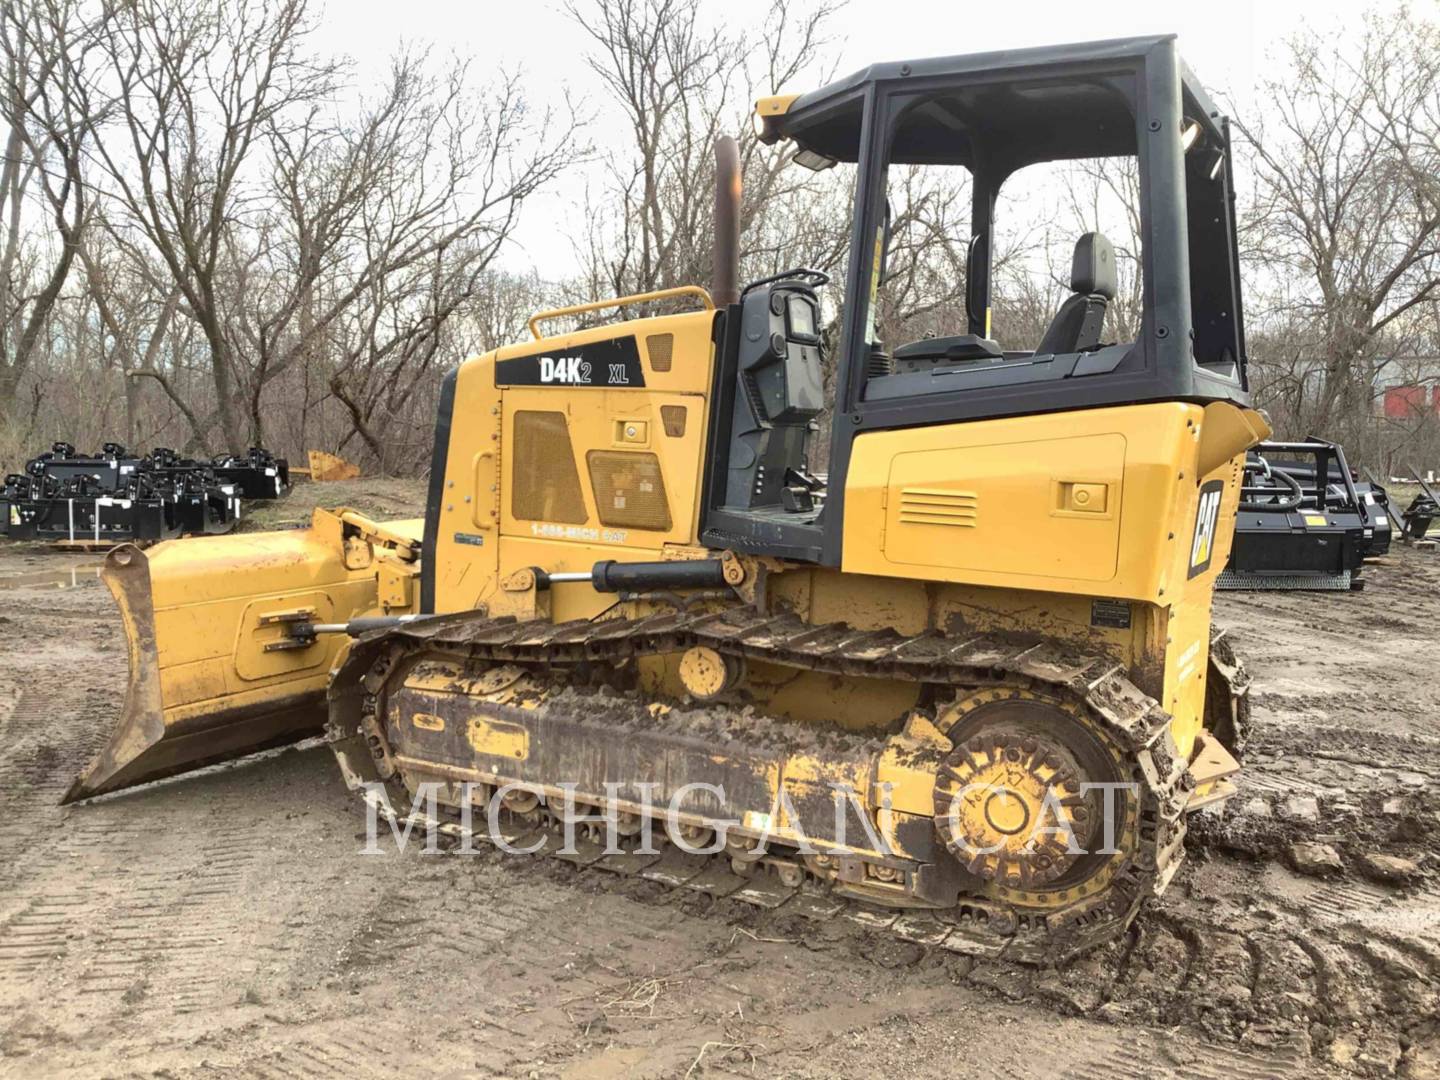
[0,690,105,807]
[0,894,92,978]
[0,796,273,1022]
[144,1019,426,1079]
[1214,554,1440,748]
[367,823,1436,1077]
[1066,1040,1310,1080]
[74,825,273,1015]
[964,876,1428,1074]
[456,805,1439,1075]
[242,1030,410,1080]
[0,571,290,1039]
[332,859,566,978]
[0,580,169,1060]
[141,856,736,1079]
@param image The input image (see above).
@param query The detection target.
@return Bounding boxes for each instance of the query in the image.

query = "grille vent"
[646,333,674,372]
[511,411,588,523]
[587,450,672,531]
[660,404,687,437]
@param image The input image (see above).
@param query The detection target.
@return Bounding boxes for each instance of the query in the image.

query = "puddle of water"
[0,564,104,590]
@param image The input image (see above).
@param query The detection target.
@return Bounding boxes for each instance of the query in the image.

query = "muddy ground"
[0,482,1436,1078]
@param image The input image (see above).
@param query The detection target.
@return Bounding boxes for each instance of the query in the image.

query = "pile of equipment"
[1,442,288,545]
[1219,439,1380,591]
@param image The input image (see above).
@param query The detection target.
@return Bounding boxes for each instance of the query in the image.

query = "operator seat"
[1036,232,1115,355]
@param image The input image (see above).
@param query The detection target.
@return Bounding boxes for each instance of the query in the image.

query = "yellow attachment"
[64,508,420,803]
[306,449,361,481]
[527,286,714,340]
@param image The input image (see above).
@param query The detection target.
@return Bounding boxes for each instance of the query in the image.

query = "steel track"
[332,606,1201,964]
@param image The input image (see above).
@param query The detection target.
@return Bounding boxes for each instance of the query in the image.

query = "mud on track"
[0,535,1436,1078]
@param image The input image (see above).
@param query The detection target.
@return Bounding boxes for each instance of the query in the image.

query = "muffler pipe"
[713,136,741,307]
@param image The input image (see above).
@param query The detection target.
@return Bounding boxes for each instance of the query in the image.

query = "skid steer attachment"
[64,509,420,803]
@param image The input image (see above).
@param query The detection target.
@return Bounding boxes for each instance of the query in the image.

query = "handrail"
[527,285,714,340]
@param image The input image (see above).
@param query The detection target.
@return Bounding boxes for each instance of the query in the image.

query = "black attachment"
[1,440,289,544]
[1221,438,1373,591]
[1239,459,1303,512]
[1405,464,1439,540]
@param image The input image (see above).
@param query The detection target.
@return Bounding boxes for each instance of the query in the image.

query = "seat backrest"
[1036,232,1115,355]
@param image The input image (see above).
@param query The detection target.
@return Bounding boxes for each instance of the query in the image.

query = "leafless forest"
[2,0,1438,474]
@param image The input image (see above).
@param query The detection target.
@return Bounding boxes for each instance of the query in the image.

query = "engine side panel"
[426,309,718,616]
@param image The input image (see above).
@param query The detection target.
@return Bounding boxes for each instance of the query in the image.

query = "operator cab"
[702,35,1250,564]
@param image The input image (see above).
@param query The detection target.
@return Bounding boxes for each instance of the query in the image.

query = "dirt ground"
[0,482,1437,1079]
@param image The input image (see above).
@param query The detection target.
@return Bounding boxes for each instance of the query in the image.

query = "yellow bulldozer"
[68,36,1268,964]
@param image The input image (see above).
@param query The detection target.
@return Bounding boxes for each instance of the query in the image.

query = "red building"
[1383,384,1439,418]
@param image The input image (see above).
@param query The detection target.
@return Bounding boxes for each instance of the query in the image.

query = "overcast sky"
[318,0,1409,274]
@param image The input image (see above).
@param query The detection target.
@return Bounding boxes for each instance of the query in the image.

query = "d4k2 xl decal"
[495,337,646,388]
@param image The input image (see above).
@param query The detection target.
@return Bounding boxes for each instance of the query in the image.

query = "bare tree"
[80,0,340,452]
[241,55,571,464]
[325,249,485,469]
[75,222,182,447]
[0,0,96,424]
[1237,8,1440,447]
[569,0,839,303]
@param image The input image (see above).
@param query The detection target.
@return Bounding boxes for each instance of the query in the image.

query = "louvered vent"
[898,487,978,527]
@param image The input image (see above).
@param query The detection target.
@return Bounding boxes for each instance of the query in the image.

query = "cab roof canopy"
[779,34,1222,177]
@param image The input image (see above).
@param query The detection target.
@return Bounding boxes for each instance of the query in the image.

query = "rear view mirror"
[966,231,988,335]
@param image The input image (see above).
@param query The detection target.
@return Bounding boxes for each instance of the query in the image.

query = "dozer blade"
[66,514,415,803]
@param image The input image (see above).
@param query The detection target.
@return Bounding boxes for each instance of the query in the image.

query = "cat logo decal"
[1188,479,1224,578]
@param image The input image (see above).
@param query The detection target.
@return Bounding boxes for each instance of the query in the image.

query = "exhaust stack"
[713,136,741,307]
